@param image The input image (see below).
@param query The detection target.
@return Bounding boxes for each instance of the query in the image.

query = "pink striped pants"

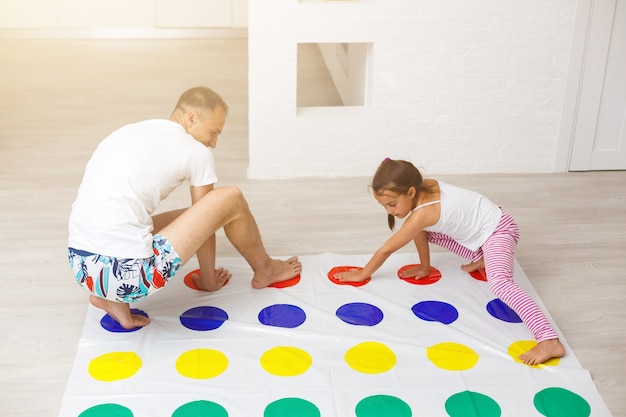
[427,210,558,342]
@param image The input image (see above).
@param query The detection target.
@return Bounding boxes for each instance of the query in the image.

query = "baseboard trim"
[0,27,248,39]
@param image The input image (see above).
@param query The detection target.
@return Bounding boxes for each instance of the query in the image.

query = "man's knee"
[212,186,248,210]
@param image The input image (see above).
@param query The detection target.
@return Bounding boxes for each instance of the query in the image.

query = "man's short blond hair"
[173,86,229,116]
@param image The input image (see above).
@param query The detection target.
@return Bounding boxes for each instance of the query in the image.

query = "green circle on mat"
[445,391,501,417]
[172,400,228,417]
[534,387,591,417]
[79,403,133,417]
[264,398,320,417]
[355,395,412,417]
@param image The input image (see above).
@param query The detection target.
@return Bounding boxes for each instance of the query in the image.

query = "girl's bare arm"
[395,230,432,279]
[336,213,428,282]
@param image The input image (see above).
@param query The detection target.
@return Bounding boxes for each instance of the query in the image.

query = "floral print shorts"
[67,234,182,303]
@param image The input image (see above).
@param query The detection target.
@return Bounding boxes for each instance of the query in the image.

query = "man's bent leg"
[220,192,301,287]
[152,209,186,234]
[159,187,245,264]
[158,187,301,287]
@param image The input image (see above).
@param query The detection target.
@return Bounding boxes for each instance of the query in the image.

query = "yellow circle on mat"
[260,346,312,376]
[345,341,397,374]
[88,351,142,382]
[508,340,561,368]
[176,348,229,379]
[426,342,479,371]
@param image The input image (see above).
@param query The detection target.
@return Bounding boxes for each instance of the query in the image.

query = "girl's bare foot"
[519,338,566,366]
[461,258,484,273]
[89,295,151,329]
[251,256,302,288]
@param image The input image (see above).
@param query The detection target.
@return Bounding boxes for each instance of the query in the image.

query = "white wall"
[1,0,579,178]
[248,0,578,178]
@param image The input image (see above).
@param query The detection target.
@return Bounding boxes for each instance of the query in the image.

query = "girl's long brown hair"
[372,159,434,230]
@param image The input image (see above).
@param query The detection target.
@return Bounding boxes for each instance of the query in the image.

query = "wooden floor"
[0,38,624,417]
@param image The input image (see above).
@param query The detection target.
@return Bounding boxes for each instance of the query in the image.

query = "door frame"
[555,0,617,171]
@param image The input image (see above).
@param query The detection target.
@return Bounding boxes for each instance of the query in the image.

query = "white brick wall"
[248,0,577,178]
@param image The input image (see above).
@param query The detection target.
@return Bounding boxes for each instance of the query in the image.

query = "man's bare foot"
[192,268,231,292]
[89,295,151,329]
[519,338,566,366]
[461,258,484,273]
[251,256,302,289]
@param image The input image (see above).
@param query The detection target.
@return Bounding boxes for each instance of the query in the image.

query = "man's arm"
[189,184,230,291]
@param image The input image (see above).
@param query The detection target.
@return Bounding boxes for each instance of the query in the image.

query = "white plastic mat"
[58,252,612,417]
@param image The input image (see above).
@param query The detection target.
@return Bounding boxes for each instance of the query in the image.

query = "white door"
[568,0,626,171]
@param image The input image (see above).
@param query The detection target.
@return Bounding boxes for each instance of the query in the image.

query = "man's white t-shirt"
[68,119,218,258]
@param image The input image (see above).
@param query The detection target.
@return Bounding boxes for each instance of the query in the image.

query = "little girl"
[335,159,565,365]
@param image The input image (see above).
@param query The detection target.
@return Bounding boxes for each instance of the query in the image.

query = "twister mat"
[58,252,613,417]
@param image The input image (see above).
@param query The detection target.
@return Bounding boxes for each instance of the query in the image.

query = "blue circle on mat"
[411,301,459,324]
[336,302,384,326]
[259,304,306,328]
[100,309,149,333]
[486,299,522,323]
[180,306,229,331]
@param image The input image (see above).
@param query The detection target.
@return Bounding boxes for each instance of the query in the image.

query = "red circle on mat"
[468,269,487,281]
[184,269,229,290]
[397,264,442,285]
[268,275,301,288]
[328,266,371,287]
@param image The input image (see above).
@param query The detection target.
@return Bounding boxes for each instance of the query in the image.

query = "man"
[68,86,301,329]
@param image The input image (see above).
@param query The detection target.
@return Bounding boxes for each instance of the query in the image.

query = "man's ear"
[183,110,199,129]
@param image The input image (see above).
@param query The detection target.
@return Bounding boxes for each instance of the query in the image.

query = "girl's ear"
[408,186,417,199]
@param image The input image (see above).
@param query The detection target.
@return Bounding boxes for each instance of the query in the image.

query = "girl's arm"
[396,230,431,279]
[336,214,426,282]
[414,231,430,267]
